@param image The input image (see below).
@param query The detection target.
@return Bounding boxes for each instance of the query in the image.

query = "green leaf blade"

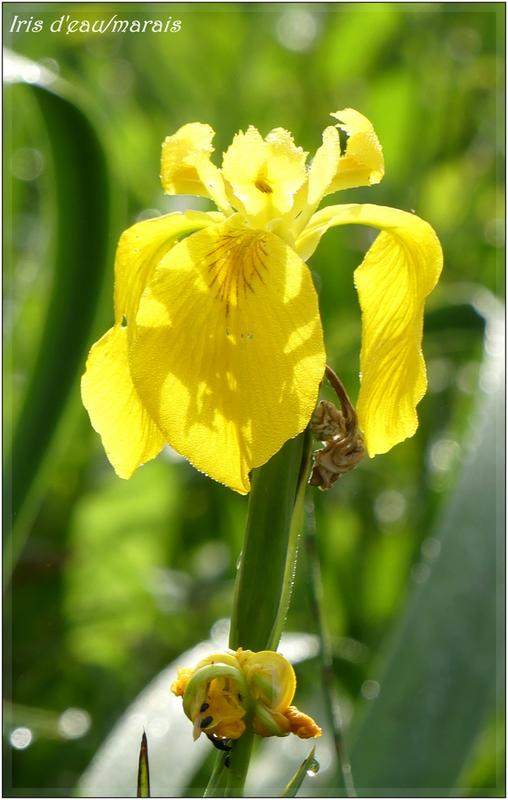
[350,308,504,794]
[282,746,317,798]
[137,731,150,798]
[4,53,119,580]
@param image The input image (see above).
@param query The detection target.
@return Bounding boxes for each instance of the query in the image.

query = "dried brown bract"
[309,366,365,490]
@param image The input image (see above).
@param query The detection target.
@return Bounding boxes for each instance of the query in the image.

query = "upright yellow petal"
[161,122,230,211]
[81,326,165,478]
[129,216,325,493]
[296,203,443,455]
[221,126,307,222]
[264,127,309,212]
[329,108,384,192]
[161,122,213,193]
[307,125,341,206]
[293,110,384,239]
[114,210,221,329]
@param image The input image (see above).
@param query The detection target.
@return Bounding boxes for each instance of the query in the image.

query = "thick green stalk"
[204,430,313,797]
[230,430,312,651]
[224,730,254,797]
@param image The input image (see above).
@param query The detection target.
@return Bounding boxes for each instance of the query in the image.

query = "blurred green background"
[3,2,504,796]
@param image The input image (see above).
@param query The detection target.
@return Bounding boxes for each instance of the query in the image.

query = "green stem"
[224,730,254,797]
[202,751,230,798]
[204,430,313,797]
[304,497,356,798]
[230,430,313,651]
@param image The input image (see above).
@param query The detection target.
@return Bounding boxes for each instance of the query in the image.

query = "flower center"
[206,228,268,316]
[193,676,246,740]
[255,177,273,194]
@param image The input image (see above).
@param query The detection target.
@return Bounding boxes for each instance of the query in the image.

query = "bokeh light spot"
[428,439,461,473]
[484,218,504,247]
[10,727,33,749]
[427,358,453,394]
[11,148,44,182]
[421,537,441,561]
[446,27,481,63]
[361,680,381,700]
[411,562,431,584]
[147,716,169,738]
[276,10,319,52]
[58,708,91,740]
[374,490,407,524]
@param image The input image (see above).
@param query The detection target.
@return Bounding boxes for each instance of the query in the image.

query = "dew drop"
[236,551,242,570]
[306,758,320,776]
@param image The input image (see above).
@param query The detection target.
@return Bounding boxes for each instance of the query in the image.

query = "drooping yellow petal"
[161,123,230,211]
[296,203,443,455]
[129,216,325,494]
[114,210,221,329]
[328,108,384,192]
[81,326,165,478]
[221,126,308,222]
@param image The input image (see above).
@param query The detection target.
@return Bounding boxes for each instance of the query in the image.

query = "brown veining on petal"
[205,229,268,316]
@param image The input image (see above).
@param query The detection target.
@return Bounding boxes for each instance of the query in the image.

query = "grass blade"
[281,746,317,797]
[137,731,151,798]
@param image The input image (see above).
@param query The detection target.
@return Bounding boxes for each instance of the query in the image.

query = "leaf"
[281,746,317,797]
[3,52,119,579]
[137,732,150,798]
[349,299,504,794]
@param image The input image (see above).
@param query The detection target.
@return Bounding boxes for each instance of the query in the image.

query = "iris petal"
[114,210,221,329]
[129,216,325,493]
[81,326,165,478]
[307,125,341,206]
[222,126,308,222]
[329,108,384,192]
[295,203,443,455]
[160,122,230,211]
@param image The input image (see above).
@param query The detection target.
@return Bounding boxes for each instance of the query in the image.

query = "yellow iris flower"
[170,648,321,741]
[81,109,443,494]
